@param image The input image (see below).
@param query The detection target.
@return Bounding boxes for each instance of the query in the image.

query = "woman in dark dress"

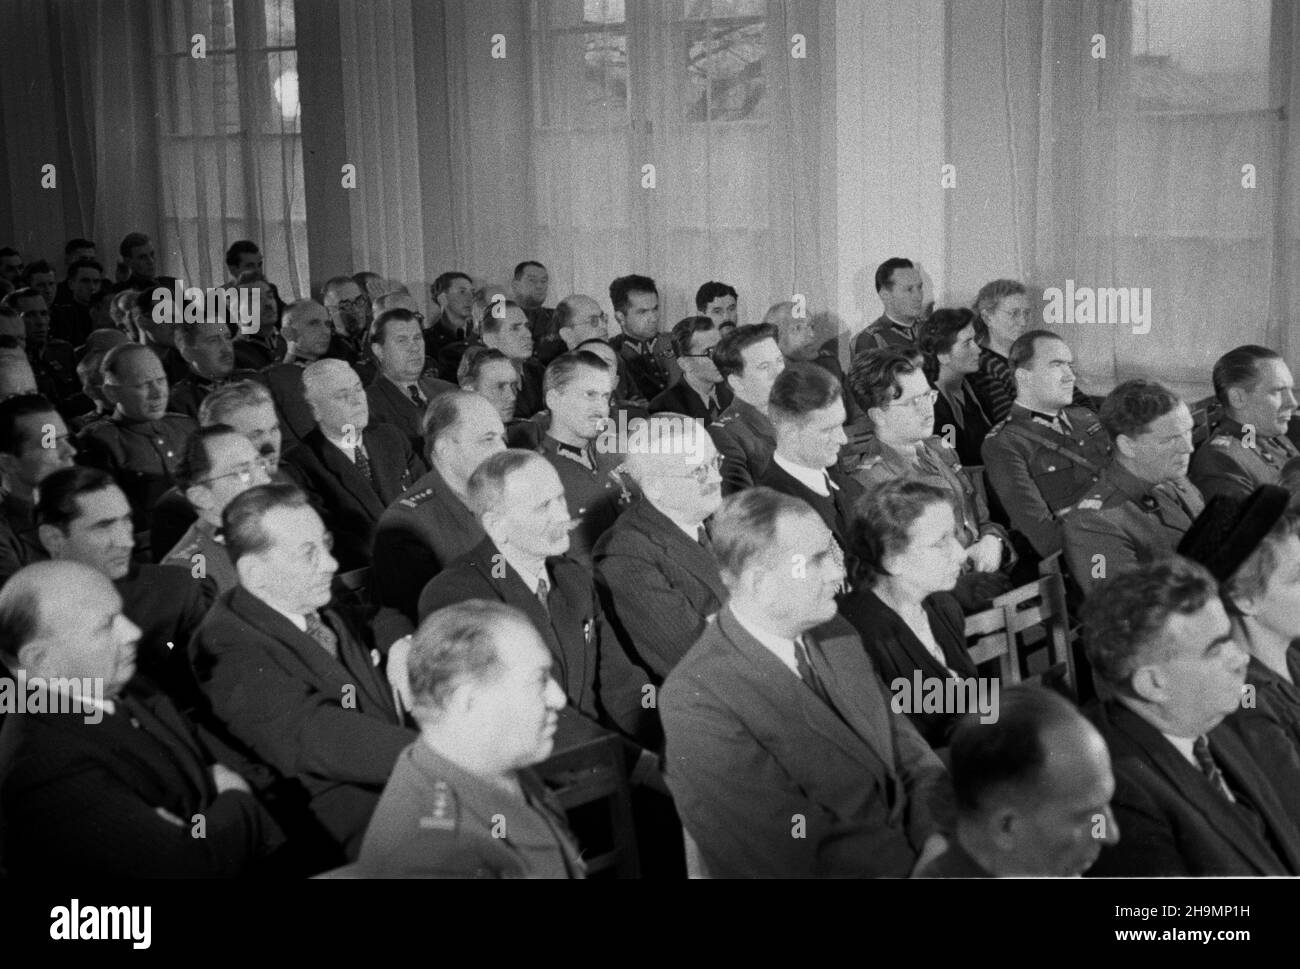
[918,308,993,468]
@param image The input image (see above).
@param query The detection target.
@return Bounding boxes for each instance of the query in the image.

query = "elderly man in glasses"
[649,316,732,423]
[160,425,274,593]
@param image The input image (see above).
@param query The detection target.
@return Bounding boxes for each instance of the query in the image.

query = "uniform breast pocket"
[1030,454,1090,507]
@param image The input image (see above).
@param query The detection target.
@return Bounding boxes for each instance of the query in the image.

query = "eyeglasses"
[663,454,724,484]
[294,531,335,569]
[200,456,273,487]
[334,296,370,312]
[681,347,717,360]
[887,389,939,410]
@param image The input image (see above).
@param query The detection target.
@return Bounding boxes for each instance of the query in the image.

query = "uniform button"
[1047,465,1056,472]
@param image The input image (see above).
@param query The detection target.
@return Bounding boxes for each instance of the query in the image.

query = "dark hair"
[119,232,151,260]
[917,308,977,381]
[0,247,20,261]
[713,323,778,381]
[2,287,44,311]
[950,686,1086,814]
[321,275,361,301]
[669,315,716,359]
[513,261,546,280]
[67,257,104,280]
[408,600,531,714]
[422,390,483,452]
[1082,556,1218,700]
[221,483,311,563]
[1212,345,1283,408]
[875,257,914,293]
[432,271,472,299]
[1099,379,1182,441]
[224,240,260,271]
[768,362,841,425]
[543,350,609,397]
[847,348,919,413]
[1007,329,1063,374]
[64,238,95,257]
[608,274,658,315]
[711,487,819,589]
[695,280,737,311]
[368,307,423,346]
[480,299,524,336]
[458,346,510,387]
[101,343,157,381]
[35,466,119,532]
[21,260,54,284]
[848,478,950,587]
[0,393,58,456]
[174,423,240,489]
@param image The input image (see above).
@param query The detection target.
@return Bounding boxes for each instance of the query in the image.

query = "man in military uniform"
[535,352,633,567]
[372,392,505,646]
[608,274,671,402]
[4,288,79,408]
[709,323,785,495]
[169,315,261,419]
[1190,345,1299,502]
[982,331,1111,559]
[161,426,273,593]
[427,271,475,380]
[1063,379,1203,596]
[76,344,197,534]
[358,599,583,878]
[0,394,77,587]
[848,257,925,359]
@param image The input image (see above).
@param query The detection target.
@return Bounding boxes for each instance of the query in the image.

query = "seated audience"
[457,346,519,424]
[851,257,924,357]
[840,479,981,749]
[1082,556,1300,876]
[5,287,78,405]
[650,315,731,422]
[661,487,947,877]
[231,273,287,370]
[191,484,416,866]
[919,686,1118,877]
[321,275,373,380]
[1189,345,1298,502]
[20,260,57,311]
[264,297,333,447]
[223,239,262,285]
[0,247,22,286]
[67,330,128,431]
[0,560,282,876]
[593,417,727,682]
[170,315,259,419]
[282,359,425,570]
[981,330,1110,559]
[358,601,583,878]
[511,260,553,346]
[969,278,1032,423]
[696,280,738,333]
[50,256,103,347]
[609,274,670,402]
[111,232,159,293]
[918,308,994,467]
[1063,380,1203,595]
[0,394,76,586]
[364,307,455,454]
[708,323,784,494]
[480,299,544,419]
[428,271,475,378]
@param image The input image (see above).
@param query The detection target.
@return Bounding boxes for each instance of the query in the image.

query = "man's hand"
[210,763,250,795]
[387,635,414,711]
[966,534,1003,573]
[910,833,949,878]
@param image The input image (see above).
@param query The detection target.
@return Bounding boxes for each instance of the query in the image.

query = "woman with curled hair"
[917,308,992,467]
[839,478,982,749]
[969,279,1031,423]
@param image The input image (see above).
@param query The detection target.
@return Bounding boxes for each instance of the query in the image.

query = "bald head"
[556,294,608,350]
[0,354,38,397]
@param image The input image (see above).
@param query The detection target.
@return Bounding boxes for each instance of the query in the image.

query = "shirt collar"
[1160,732,1198,768]
[498,544,549,595]
[772,453,834,497]
[728,602,802,677]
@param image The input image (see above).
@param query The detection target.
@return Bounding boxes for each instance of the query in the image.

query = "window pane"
[263,0,296,46]
[536,24,629,128]
[684,0,766,19]
[582,0,625,25]
[684,19,765,122]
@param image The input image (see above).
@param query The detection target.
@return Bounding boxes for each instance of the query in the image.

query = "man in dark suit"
[358,600,584,878]
[262,298,334,448]
[649,315,732,422]
[372,392,505,646]
[0,393,76,588]
[661,488,947,877]
[594,416,727,681]
[708,324,785,495]
[0,561,281,876]
[1082,556,1300,876]
[282,359,425,570]
[480,300,545,420]
[757,363,864,560]
[364,307,456,455]
[191,484,416,867]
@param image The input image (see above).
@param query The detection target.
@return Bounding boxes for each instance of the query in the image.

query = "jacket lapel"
[314,432,384,516]
[803,623,896,776]
[633,501,727,601]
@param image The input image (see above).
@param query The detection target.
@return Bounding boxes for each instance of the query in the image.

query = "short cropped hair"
[669,315,715,359]
[224,240,259,271]
[480,299,523,336]
[1007,329,1062,374]
[422,390,480,451]
[711,487,818,590]
[369,307,422,345]
[432,271,472,299]
[466,449,543,517]
[1212,345,1283,408]
[1082,556,1218,700]
[21,260,54,283]
[64,238,95,257]
[221,483,311,563]
[1099,379,1181,441]
[543,350,608,397]
[407,600,529,714]
[848,348,918,413]
[608,274,657,315]
[848,478,950,587]
[3,287,44,310]
[513,261,545,280]
[174,424,240,489]
[458,346,510,387]
[35,466,118,532]
[198,379,273,427]
[950,686,1085,815]
[768,362,841,425]
[695,281,737,311]
[917,307,977,381]
[119,232,151,260]
[321,275,359,302]
[67,257,103,279]
[100,343,156,381]
[875,257,914,293]
[0,393,58,456]
[713,323,778,381]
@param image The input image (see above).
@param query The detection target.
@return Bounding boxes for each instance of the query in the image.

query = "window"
[682,0,766,123]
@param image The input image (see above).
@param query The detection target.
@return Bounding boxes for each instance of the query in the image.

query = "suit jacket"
[661,608,945,877]
[0,492,44,588]
[758,457,865,553]
[117,563,218,712]
[282,423,426,570]
[933,379,994,468]
[261,359,316,448]
[708,397,777,495]
[649,379,732,423]
[357,740,585,878]
[1086,700,1300,876]
[1222,655,1300,830]
[916,838,994,878]
[592,498,727,682]
[0,678,280,877]
[190,586,416,862]
[418,537,654,747]
[364,371,457,455]
[837,588,978,749]
[371,464,486,645]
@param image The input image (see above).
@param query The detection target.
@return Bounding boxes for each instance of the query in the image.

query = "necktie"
[696,525,709,547]
[535,576,550,614]
[1192,735,1236,803]
[353,440,374,484]
[304,611,340,660]
[408,384,426,409]
[1057,410,1074,436]
[794,638,833,709]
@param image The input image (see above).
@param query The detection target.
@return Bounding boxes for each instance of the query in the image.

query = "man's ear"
[235,553,263,592]
[544,388,559,414]
[1226,386,1246,412]
[867,405,886,428]
[480,509,505,547]
[15,636,52,677]
[1129,664,1165,705]
[36,523,65,558]
[1114,432,1138,461]
[101,382,121,407]
[990,807,1019,852]
[370,341,383,365]
[558,326,575,350]
[186,485,214,516]
[0,452,20,482]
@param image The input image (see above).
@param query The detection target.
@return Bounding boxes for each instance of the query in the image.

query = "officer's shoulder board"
[1208,434,1235,449]
[1076,497,1105,510]
[417,778,459,833]
[399,487,437,509]
[984,417,1011,441]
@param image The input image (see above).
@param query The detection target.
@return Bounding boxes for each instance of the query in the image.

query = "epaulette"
[984,418,1010,440]
[399,487,437,509]
[417,778,458,833]
[1208,436,1233,448]
[1077,497,1104,510]
[711,413,738,428]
